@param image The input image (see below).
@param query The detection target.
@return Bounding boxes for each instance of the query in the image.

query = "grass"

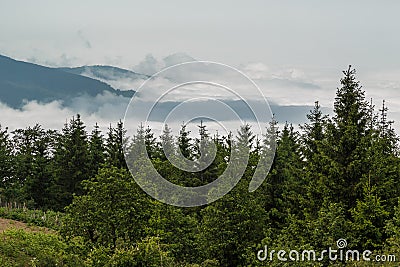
[0,207,63,230]
[0,217,54,234]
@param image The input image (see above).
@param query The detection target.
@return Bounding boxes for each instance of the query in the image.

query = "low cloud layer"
[1,54,400,136]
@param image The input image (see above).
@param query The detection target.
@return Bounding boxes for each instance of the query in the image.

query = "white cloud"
[0,100,73,131]
[1,54,400,135]
[79,68,144,91]
[0,94,126,133]
[132,52,196,76]
[132,54,162,76]
[77,30,92,49]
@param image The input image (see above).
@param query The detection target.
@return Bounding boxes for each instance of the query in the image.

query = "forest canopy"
[1,66,400,266]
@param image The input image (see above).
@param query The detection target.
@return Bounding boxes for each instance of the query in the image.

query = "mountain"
[0,55,135,108]
[57,65,150,81]
[57,65,150,93]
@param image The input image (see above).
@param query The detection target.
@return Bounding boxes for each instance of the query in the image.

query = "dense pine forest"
[1,67,400,266]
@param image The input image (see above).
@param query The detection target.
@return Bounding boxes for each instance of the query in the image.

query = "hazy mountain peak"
[163,52,196,67]
[0,55,135,108]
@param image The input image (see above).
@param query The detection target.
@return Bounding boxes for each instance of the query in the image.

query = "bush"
[0,207,63,230]
[0,229,86,266]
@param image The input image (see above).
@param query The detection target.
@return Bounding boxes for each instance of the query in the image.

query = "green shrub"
[0,207,63,230]
[0,229,85,267]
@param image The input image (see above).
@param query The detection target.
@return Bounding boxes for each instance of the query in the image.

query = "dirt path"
[0,217,54,233]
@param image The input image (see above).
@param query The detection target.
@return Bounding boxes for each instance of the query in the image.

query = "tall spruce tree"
[105,120,128,169]
[12,125,56,208]
[350,179,389,250]
[159,124,175,160]
[194,121,218,185]
[366,100,400,211]
[199,124,266,267]
[178,123,192,160]
[88,123,105,179]
[52,114,90,210]
[264,123,304,229]
[300,101,326,161]
[301,102,329,216]
[152,124,182,185]
[144,126,158,159]
[323,66,371,209]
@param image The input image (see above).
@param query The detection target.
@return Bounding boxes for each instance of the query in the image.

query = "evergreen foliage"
[1,66,400,266]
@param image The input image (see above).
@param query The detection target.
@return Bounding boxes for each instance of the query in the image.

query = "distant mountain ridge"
[57,65,150,81]
[0,55,137,108]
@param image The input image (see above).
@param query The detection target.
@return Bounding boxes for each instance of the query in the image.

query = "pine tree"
[177,123,192,160]
[125,123,147,175]
[300,101,326,161]
[301,102,330,217]
[159,124,175,160]
[385,198,400,257]
[263,123,304,229]
[350,179,389,250]
[236,123,255,150]
[105,120,128,169]
[144,126,157,159]
[378,100,398,155]
[12,125,57,208]
[52,114,90,210]
[152,124,182,185]
[323,66,371,209]
[88,123,105,179]
[365,100,400,211]
[194,121,218,184]
[199,124,266,267]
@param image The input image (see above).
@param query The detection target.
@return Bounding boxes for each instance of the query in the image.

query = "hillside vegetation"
[1,67,400,266]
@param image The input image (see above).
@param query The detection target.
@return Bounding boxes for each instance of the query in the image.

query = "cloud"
[132,54,161,76]
[163,53,196,67]
[79,67,145,91]
[0,92,128,133]
[2,53,400,136]
[77,30,92,49]
[240,62,270,79]
[132,53,196,76]
[127,56,400,134]
[0,91,320,139]
[0,100,74,131]
[128,59,324,109]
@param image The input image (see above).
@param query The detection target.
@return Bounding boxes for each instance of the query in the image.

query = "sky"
[0,0,400,135]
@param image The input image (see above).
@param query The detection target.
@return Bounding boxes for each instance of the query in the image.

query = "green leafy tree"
[0,124,14,202]
[147,202,200,263]
[63,167,152,250]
